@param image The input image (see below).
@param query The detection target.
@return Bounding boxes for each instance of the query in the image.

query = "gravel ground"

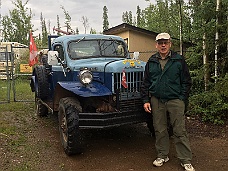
[0,109,227,171]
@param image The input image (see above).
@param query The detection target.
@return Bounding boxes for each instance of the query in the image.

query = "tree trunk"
[214,0,220,83]
[178,0,183,55]
[203,33,209,91]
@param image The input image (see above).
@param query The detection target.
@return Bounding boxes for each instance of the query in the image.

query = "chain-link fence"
[0,45,13,103]
[12,45,35,102]
[0,44,35,103]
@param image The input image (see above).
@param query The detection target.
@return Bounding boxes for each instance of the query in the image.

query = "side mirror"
[48,51,59,65]
[133,52,139,60]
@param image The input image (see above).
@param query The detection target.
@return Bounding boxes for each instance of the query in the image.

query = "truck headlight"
[79,69,93,85]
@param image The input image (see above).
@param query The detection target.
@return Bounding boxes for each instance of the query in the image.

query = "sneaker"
[153,157,169,167]
[181,163,195,171]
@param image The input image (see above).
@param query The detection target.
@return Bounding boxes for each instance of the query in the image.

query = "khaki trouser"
[150,96,192,164]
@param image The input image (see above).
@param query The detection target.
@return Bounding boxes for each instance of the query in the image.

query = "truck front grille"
[113,71,144,94]
[113,71,144,105]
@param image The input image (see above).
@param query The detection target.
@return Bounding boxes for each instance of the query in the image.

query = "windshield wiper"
[75,36,85,44]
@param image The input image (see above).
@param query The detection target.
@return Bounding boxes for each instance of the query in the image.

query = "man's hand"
[143,102,151,113]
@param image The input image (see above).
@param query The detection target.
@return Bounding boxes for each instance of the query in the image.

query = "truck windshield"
[68,39,127,59]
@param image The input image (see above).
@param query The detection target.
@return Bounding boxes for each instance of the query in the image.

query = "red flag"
[121,69,128,88]
[29,31,38,66]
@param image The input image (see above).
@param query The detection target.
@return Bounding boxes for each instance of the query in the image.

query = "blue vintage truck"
[30,33,153,155]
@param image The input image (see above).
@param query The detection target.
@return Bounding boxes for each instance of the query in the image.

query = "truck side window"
[54,45,64,61]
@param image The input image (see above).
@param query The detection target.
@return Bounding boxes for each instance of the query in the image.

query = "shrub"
[188,74,228,125]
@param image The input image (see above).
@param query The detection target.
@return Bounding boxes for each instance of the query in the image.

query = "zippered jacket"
[141,51,192,103]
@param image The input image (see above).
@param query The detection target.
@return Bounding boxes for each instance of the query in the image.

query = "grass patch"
[0,78,34,103]
[0,78,39,171]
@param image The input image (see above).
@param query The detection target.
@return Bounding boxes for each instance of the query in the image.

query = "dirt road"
[0,111,227,171]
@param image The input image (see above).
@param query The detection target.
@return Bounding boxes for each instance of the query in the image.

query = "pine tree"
[41,18,48,46]
[90,28,96,34]
[40,12,48,46]
[103,6,109,32]
[56,15,61,36]
[136,6,142,27]
[61,6,72,33]
[75,27,79,34]
[122,11,129,23]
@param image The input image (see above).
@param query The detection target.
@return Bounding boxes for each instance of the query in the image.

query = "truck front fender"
[56,81,112,97]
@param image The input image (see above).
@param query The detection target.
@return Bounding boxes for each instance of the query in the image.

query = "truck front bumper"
[78,110,151,129]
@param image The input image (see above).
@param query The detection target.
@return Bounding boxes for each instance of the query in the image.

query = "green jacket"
[141,51,192,103]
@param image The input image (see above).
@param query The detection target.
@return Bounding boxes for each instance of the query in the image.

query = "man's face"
[155,39,171,56]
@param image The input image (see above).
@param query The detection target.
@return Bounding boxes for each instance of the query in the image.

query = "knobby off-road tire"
[58,97,84,155]
[34,66,49,99]
[34,65,49,117]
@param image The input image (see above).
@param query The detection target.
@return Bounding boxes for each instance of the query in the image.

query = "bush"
[188,74,228,125]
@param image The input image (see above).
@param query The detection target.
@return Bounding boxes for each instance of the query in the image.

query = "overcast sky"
[1,0,155,36]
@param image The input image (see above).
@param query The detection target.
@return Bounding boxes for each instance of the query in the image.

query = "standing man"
[141,33,195,171]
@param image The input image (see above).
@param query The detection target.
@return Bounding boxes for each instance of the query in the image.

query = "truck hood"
[67,57,146,72]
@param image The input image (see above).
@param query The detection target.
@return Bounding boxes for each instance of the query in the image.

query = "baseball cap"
[156,33,171,41]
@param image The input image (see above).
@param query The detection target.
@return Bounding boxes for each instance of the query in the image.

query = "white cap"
[156,33,171,41]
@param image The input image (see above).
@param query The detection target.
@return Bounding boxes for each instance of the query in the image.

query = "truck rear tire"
[34,66,49,99]
[58,97,84,155]
[33,65,49,117]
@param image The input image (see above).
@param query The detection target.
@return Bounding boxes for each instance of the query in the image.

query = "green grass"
[0,78,34,103]
[13,77,35,101]
[0,77,59,170]
[0,78,38,171]
[0,79,10,102]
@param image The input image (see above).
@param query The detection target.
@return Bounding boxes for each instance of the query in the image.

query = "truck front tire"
[58,97,84,155]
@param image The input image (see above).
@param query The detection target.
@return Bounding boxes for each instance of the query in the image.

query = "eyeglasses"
[157,41,170,45]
